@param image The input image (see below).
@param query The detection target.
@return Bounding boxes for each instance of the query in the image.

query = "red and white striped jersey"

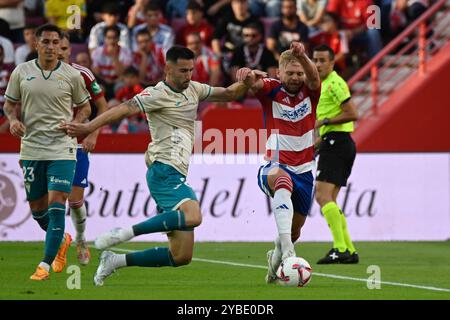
[255,78,321,174]
[70,62,104,101]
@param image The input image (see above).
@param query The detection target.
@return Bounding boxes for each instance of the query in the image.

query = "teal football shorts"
[20,160,76,201]
[146,161,198,213]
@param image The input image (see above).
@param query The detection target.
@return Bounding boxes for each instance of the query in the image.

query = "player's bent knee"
[181,201,202,227]
[69,198,84,209]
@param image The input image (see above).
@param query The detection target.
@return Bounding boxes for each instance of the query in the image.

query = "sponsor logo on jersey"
[26,76,36,81]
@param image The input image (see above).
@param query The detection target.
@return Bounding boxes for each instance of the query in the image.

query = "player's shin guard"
[32,210,49,231]
[322,202,346,253]
[340,210,356,254]
[125,247,176,267]
[43,202,66,265]
[132,210,187,236]
[272,176,294,259]
[69,199,87,242]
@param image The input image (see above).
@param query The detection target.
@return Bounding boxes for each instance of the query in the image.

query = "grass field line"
[110,247,450,293]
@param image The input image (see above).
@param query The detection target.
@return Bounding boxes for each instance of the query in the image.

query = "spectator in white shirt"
[88,2,131,53]
[15,25,36,65]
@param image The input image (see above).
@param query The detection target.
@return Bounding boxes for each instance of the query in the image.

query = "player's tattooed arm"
[124,98,142,115]
[3,99,26,138]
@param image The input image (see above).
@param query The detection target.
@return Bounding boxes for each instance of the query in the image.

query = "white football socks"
[112,253,127,269]
[272,188,295,260]
[70,203,87,243]
[271,237,282,273]
[39,262,50,272]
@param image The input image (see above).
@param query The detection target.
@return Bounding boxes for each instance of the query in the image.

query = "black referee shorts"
[316,132,356,187]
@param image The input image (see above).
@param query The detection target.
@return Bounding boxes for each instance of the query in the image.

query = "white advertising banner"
[0,153,449,241]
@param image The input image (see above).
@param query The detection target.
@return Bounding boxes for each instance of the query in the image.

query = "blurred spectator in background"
[267,0,309,60]
[91,25,133,99]
[166,0,190,20]
[0,20,14,64]
[132,29,165,87]
[202,0,232,24]
[248,0,281,17]
[88,3,131,53]
[396,0,429,24]
[297,0,327,32]
[0,44,13,132]
[327,0,382,59]
[132,1,175,53]
[212,0,263,72]
[229,22,277,82]
[0,0,26,42]
[44,0,86,42]
[75,51,92,69]
[310,11,348,73]
[105,66,147,134]
[15,25,36,65]
[177,1,213,46]
[128,0,150,29]
[186,32,222,86]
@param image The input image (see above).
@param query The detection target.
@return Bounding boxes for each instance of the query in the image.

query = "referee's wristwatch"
[322,118,330,126]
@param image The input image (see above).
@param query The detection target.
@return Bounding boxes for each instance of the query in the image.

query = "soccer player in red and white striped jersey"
[241,41,321,284]
[59,34,108,266]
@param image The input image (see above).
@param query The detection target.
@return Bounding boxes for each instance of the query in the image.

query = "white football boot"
[265,249,280,284]
[95,228,125,250]
[94,251,116,286]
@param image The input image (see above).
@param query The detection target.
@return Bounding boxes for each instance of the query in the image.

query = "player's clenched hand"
[9,119,26,138]
[82,133,98,152]
[236,68,267,87]
[290,41,306,57]
[59,121,92,137]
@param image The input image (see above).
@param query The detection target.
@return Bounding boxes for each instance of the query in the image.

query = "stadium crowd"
[0,0,432,134]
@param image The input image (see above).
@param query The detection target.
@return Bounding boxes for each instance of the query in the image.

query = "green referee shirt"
[317,70,353,137]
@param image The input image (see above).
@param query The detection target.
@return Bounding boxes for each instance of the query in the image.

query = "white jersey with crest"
[133,80,212,176]
[5,59,91,160]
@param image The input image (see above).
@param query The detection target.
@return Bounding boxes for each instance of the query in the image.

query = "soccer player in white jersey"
[58,33,108,265]
[61,45,265,286]
[3,24,91,280]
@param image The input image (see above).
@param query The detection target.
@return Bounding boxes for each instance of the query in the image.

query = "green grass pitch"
[1,241,449,300]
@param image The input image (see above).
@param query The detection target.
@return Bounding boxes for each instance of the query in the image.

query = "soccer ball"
[276,256,312,287]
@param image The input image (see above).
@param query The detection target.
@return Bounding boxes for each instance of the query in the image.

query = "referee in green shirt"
[312,45,359,264]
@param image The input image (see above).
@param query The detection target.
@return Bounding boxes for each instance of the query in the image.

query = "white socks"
[70,203,87,243]
[39,262,50,272]
[112,253,127,269]
[272,188,295,259]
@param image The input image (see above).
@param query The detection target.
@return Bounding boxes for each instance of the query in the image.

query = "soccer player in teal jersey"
[3,24,91,280]
[312,44,359,264]
[62,46,265,286]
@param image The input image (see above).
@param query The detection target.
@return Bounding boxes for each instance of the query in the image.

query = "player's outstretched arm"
[82,96,109,152]
[290,41,321,90]
[205,68,267,102]
[3,99,25,138]
[61,98,141,137]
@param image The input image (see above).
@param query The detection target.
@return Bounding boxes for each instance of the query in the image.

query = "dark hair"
[102,2,121,15]
[243,22,263,34]
[24,24,37,31]
[35,24,63,39]
[323,11,339,25]
[25,50,38,62]
[135,29,151,39]
[123,66,139,77]
[187,0,203,12]
[313,44,335,60]
[166,46,195,63]
[145,0,163,13]
[61,31,70,41]
[103,25,121,38]
[0,44,4,54]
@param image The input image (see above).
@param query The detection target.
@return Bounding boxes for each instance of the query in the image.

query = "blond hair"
[279,50,301,70]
